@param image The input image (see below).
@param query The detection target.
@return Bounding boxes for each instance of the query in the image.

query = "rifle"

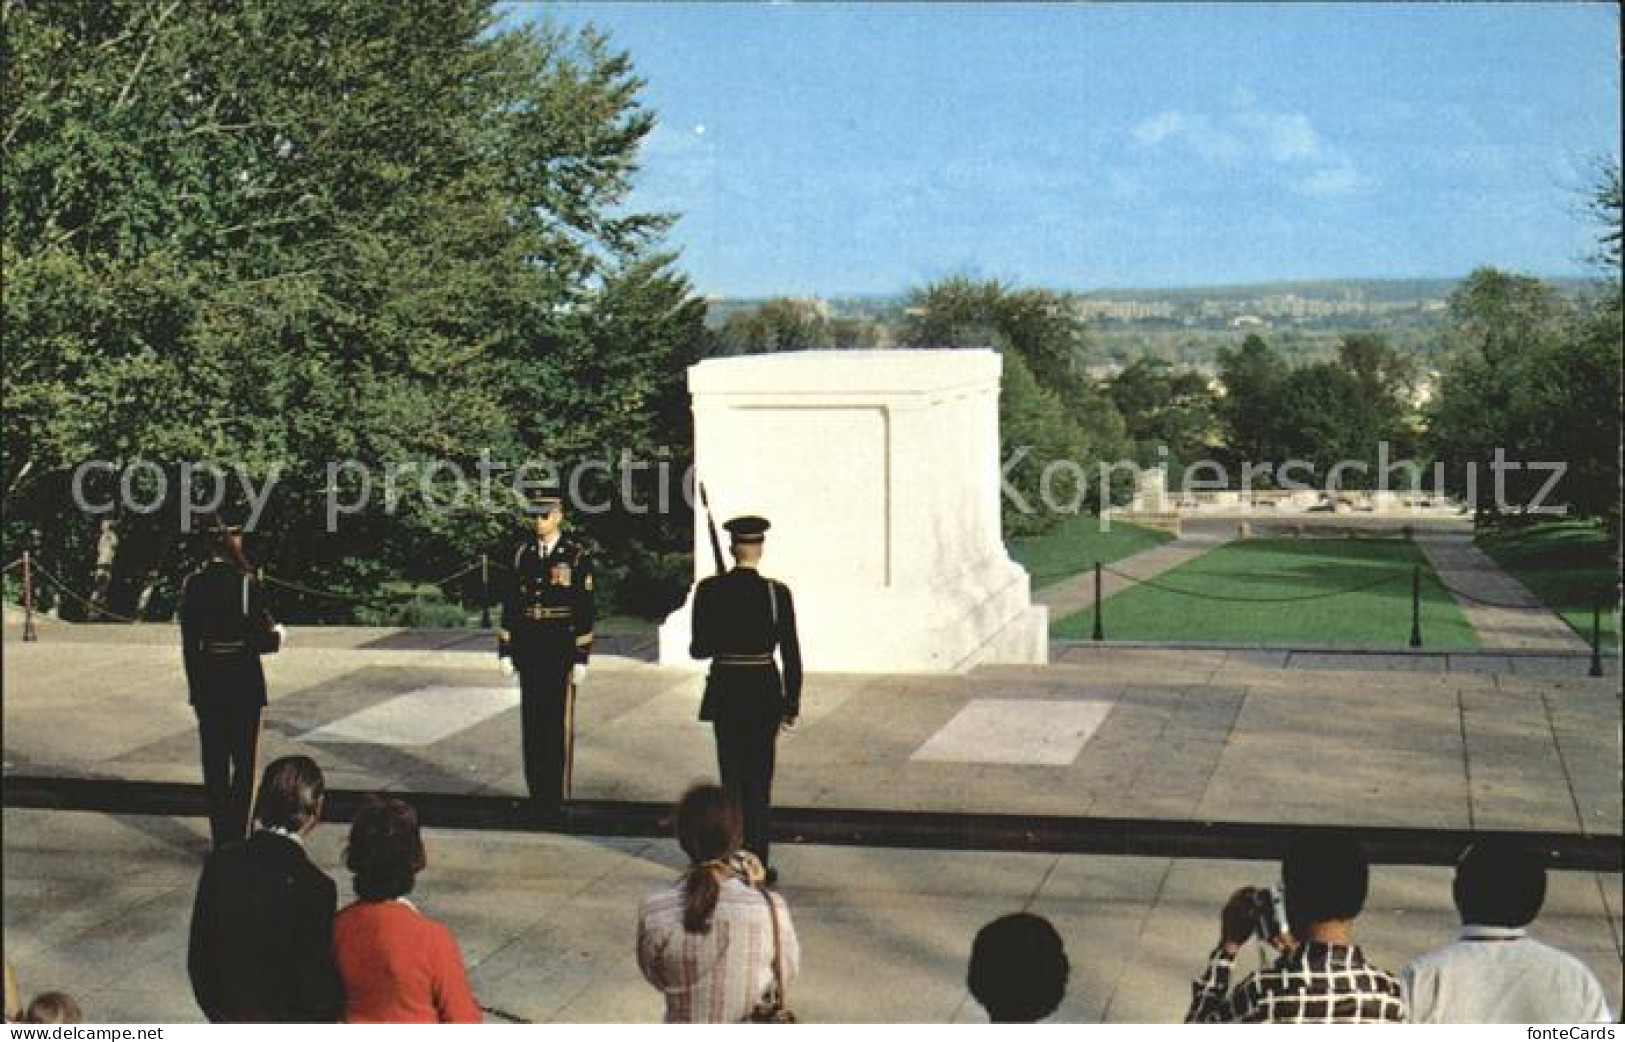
[698,481,726,575]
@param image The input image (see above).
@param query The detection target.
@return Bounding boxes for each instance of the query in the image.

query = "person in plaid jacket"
[1187,835,1407,1024]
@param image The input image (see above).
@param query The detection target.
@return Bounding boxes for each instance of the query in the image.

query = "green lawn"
[1478,521,1620,649]
[1008,515,1175,590]
[1055,537,1480,648]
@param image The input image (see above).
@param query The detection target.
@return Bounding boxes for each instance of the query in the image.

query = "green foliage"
[1107,358,1220,469]
[1215,334,1291,463]
[2,1,704,621]
[1054,537,1479,648]
[1213,332,1419,485]
[899,278,1131,534]
[355,584,473,629]
[1425,266,1620,527]
[711,298,834,354]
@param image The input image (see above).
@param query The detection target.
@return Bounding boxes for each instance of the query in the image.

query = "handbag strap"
[759,885,789,1009]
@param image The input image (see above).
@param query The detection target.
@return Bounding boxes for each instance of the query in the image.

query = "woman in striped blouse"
[636,785,800,1022]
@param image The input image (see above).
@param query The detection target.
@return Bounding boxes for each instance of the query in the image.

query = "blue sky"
[516,2,1620,297]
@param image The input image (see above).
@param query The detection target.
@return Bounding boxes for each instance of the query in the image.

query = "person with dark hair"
[187,755,342,1023]
[180,514,283,848]
[332,797,480,1023]
[1186,835,1407,1023]
[967,913,1070,1022]
[637,785,800,1023]
[1402,840,1612,1022]
[21,992,81,1024]
[689,515,803,885]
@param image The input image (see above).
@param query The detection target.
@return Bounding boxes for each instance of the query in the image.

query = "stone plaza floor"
[4,808,1620,1023]
[2,620,1621,1021]
[3,622,1618,833]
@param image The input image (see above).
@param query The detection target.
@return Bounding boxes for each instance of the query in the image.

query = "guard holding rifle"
[499,483,594,817]
[689,506,802,886]
[181,512,284,849]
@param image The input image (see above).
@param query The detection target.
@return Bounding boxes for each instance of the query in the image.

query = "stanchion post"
[1589,595,1605,678]
[22,549,38,642]
[1091,560,1105,642]
[479,554,492,630]
[1409,565,1423,649]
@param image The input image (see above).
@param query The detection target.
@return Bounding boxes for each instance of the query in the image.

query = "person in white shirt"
[1403,839,1613,1023]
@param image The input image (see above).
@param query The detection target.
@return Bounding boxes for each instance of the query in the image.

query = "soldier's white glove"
[499,657,516,678]
[572,663,588,688]
[273,623,287,646]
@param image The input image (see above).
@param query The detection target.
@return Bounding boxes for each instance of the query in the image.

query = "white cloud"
[1131,92,1375,197]
[1133,111,1185,146]
[1293,163,1367,198]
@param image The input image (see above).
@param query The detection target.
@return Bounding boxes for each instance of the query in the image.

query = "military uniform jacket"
[690,567,803,724]
[499,535,595,670]
[180,559,281,707]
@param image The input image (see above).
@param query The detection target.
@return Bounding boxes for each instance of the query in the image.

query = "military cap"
[723,515,771,543]
[521,480,564,516]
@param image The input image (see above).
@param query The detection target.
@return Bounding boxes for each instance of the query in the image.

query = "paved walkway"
[4,808,1618,1023]
[1034,529,1232,621]
[1415,536,1591,652]
[5,625,1618,836]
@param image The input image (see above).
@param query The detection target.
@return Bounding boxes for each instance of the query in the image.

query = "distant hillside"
[1073,276,1595,303]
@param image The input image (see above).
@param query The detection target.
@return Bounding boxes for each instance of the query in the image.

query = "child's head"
[24,991,82,1024]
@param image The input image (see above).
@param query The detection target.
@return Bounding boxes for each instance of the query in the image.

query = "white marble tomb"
[657,349,1048,673]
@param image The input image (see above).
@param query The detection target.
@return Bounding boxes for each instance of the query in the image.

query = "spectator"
[967,913,1069,1023]
[1402,840,1613,1022]
[1186,835,1407,1023]
[188,755,343,1023]
[637,785,800,1023]
[332,796,481,1024]
[22,992,82,1024]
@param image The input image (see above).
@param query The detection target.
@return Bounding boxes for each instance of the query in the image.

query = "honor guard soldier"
[689,515,802,885]
[181,514,284,849]
[498,484,595,817]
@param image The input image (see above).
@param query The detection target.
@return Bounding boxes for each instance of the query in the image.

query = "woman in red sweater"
[332,796,481,1023]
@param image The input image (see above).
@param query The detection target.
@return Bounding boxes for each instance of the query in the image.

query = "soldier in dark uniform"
[181,517,284,849]
[689,515,802,884]
[498,484,595,817]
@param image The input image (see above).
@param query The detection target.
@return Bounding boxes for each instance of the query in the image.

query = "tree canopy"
[3,0,706,619]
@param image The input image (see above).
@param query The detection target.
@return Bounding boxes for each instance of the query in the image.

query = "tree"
[2,2,700,619]
[711,298,833,355]
[899,278,1129,531]
[1215,334,1290,464]
[1424,269,1573,521]
[1108,358,1219,469]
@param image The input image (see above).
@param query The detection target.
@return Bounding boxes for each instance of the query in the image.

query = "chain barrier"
[0,557,23,574]
[17,556,495,621]
[1100,563,1407,604]
[26,560,146,624]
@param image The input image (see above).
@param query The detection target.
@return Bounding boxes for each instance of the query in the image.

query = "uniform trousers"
[713,713,780,866]
[194,698,263,847]
[518,660,574,813]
